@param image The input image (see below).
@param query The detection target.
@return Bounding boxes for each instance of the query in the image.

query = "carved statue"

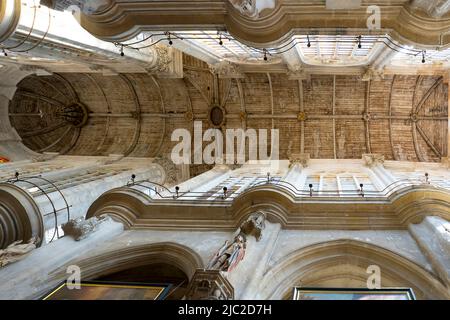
[0,237,38,268]
[206,211,267,273]
[62,215,109,241]
[237,211,266,241]
[228,0,276,19]
[207,234,246,272]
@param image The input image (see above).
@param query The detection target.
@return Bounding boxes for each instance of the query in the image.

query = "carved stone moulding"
[184,269,234,300]
[48,1,450,47]
[0,183,44,249]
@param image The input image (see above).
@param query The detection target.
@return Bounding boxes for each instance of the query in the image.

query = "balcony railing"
[125,174,447,204]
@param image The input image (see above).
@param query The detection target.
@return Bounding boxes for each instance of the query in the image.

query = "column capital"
[362,153,385,168]
[210,61,245,79]
[361,67,385,82]
[146,45,183,78]
[289,153,310,168]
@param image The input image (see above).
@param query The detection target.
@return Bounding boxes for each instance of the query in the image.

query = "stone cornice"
[64,1,450,47]
[86,184,450,231]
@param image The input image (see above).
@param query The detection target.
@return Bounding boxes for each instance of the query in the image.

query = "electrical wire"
[115,31,426,60]
[0,0,38,50]
[7,7,52,53]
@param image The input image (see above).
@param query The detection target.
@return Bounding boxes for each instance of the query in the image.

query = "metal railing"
[5,172,71,243]
[124,173,446,204]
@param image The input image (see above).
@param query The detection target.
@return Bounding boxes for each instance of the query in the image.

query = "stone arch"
[55,242,204,282]
[257,239,450,300]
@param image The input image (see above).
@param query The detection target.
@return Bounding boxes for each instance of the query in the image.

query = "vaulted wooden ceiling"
[9,54,448,163]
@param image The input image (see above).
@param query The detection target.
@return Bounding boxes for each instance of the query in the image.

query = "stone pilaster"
[362,153,396,187]
[409,216,450,287]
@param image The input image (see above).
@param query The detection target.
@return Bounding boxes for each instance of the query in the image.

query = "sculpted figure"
[238,211,266,241]
[62,215,109,241]
[207,234,246,272]
[0,237,38,268]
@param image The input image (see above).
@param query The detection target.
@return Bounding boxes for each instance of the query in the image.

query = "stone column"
[31,159,166,237]
[0,183,44,249]
[362,154,396,189]
[409,216,450,287]
[0,155,166,246]
[284,153,310,190]
[0,0,21,43]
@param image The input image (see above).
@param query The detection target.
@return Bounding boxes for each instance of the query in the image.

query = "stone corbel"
[61,215,111,241]
[362,153,385,168]
[184,269,234,300]
[289,153,310,168]
[146,45,183,78]
[237,211,267,242]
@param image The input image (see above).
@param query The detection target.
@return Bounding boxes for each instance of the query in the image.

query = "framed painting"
[0,157,9,164]
[293,287,416,300]
[42,281,171,300]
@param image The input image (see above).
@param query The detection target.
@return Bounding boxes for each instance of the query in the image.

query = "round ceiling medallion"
[208,105,226,128]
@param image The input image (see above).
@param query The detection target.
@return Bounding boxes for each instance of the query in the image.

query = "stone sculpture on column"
[206,211,267,272]
[62,215,110,241]
[0,237,38,268]
[207,234,246,272]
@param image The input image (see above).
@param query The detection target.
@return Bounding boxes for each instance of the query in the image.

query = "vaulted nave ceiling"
[1,0,449,170]
[8,54,449,164]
